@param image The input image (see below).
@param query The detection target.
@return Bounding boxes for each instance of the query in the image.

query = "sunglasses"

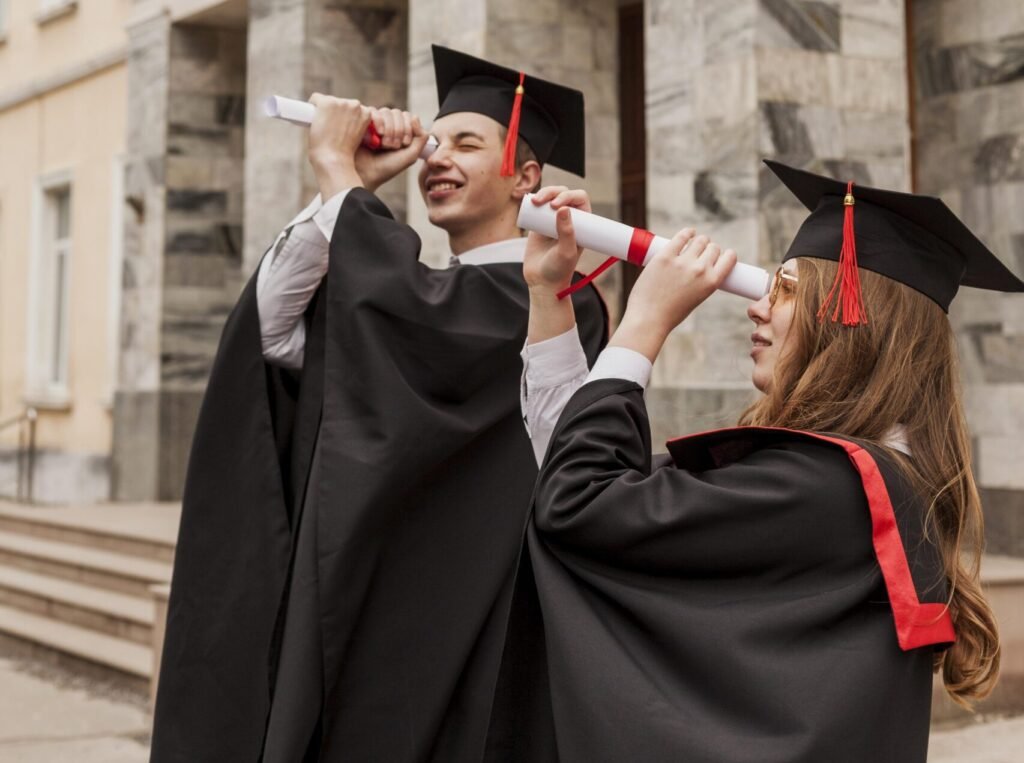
[769,266,799,307]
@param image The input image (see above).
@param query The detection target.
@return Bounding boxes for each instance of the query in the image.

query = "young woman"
[487,162,1008,762]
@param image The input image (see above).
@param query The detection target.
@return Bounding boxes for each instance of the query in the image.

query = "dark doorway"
[618,1,646,313]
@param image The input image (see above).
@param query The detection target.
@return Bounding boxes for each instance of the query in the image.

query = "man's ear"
[511,160,542,200]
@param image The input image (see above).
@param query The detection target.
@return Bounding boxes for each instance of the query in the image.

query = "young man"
[150,46,607,762]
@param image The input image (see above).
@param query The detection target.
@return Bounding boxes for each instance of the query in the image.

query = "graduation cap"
[432,45,586,177]
[765,159,1024,324]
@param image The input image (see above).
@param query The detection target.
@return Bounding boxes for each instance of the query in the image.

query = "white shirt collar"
[883,424,911,456]
[450,237,527,267]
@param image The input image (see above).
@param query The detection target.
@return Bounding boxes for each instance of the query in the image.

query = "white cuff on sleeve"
[585,346,653,389]
[522,327,589,389]
[312,189,351,243]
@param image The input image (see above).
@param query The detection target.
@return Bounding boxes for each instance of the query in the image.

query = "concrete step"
[0,501,177,562]
[0,603,151,678]
[0,564,153,645]
[0,530,172,597]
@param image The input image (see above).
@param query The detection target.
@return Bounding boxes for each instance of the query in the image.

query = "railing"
[0,408,38,503]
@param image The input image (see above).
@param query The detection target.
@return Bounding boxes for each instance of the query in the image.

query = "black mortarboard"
[432,45,586,177]
[765,160,1024,321]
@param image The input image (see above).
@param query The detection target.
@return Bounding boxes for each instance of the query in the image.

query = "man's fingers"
[550,189,591,212]
[531,185,570,205]
[374,108,393,147]
[555,207,577,249]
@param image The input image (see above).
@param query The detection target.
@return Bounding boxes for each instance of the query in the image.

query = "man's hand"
[306,98,430,198]
[523,186,592,295]
[355,108,430,193]
[307,94,371,199]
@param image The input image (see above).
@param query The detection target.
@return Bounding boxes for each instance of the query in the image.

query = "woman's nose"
[747,294,771,324]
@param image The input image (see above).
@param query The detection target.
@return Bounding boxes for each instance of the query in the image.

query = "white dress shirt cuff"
[312,189,351,243]
[522,327,589,389]
[585,346,653,389]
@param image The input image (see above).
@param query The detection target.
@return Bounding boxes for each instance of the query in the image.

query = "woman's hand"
[523,186,591,295]
[523,187,591,345]
[612,230,737,363]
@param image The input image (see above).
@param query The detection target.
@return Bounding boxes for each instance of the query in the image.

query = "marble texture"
[642,0,911,445]
[913,0,1024,547]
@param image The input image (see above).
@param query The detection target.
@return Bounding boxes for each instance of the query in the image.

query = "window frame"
[26,169,74,408]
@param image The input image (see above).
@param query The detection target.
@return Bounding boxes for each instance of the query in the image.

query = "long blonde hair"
[740,257,1000,707]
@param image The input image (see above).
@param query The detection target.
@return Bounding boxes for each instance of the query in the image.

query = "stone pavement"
[0,654,149,762]
[929,715,1024,763]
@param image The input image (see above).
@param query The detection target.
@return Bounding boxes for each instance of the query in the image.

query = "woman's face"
[747,260,799,393]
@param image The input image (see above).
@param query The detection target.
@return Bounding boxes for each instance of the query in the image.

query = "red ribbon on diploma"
[557,226,656,299]
[364,122,383,150]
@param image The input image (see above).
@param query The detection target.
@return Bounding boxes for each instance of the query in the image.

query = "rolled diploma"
[263,96,438,158]
[517,194,770,301]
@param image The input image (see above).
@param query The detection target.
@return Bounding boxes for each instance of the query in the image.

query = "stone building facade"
[1,0,1008,552]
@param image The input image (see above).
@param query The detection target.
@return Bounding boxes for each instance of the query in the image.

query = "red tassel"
[557,256,618,299]
[818,181,868,326]
[501,72,526,177]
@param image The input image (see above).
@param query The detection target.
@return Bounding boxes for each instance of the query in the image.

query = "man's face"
[417,112,518,236]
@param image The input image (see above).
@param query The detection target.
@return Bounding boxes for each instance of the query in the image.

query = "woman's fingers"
[656,230,700,260]
[712,249,738,283]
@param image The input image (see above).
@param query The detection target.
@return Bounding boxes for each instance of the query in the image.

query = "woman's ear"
[512,160,543,200]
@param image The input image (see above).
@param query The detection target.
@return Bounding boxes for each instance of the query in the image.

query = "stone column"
[112,5,171,500]
[407,0,620,268]
[245,0,409,274]
[644,0,912,447]
[115,1,410,501]
[912,0,1024,556]
[114,11,250,500]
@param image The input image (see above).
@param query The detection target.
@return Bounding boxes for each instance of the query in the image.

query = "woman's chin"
[751,368,770,394]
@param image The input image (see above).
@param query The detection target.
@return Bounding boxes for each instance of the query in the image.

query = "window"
[27,174,73,404]
[106,156,125,405]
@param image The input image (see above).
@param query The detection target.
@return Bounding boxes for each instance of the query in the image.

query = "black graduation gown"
[150,188,607,763]
[485,378,954,763]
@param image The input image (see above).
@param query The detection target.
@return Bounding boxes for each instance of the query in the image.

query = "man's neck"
[447,209,523,255]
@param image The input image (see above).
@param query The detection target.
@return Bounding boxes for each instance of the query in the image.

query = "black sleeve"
[533,378,875,577]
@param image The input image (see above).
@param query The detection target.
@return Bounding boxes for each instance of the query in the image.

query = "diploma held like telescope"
[517,194,770,301]
[264,95,439,158]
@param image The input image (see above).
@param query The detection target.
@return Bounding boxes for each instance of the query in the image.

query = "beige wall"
[0,1,128,500]
[0,1,130,95]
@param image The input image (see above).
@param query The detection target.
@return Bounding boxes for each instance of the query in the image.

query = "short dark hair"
[497,126,543,192]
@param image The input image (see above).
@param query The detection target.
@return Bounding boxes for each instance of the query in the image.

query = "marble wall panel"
[758,0,840,53]
[644,0,911,444]
[162,25,248,398]
[912,0,1024,546]
[244,0,309,274]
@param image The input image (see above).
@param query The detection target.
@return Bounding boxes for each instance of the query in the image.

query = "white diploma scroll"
[263,96,439,159]
[517,195,770,301]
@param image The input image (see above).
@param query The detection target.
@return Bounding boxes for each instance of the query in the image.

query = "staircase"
[0,500,178,690]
